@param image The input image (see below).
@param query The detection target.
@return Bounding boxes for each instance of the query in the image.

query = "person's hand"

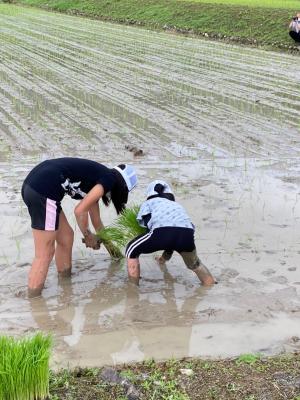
[82,230,101,250]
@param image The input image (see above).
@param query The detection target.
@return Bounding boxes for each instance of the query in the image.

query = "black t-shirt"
[24,158,116,201]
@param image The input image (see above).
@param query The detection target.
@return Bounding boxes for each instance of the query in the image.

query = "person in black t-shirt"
[21,158,137,298]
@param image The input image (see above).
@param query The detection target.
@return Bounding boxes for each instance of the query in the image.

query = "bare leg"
[127,258,140,285]
[28,229,56,298]
[193,262,216,286]
[181,249,216,286]
[155,250,173,265]
[55,211,74,277]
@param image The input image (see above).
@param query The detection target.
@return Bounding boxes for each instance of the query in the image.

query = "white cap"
[113,164,137,192]
[146,180,173,198]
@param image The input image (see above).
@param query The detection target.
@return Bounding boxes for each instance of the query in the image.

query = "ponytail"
[147,183,175,201]
[103,168,129,214]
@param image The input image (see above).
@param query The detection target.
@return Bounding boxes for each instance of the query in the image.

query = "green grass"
[0,333,52,400]
[97,206,147,258]
[178,0,300,9]
[12,0,300,51]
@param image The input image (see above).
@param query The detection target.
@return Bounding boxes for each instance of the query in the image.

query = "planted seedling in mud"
[97,206,146,258]
[0,332,52,400]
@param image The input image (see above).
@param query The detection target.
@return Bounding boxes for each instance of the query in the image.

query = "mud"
[0,5,300,368]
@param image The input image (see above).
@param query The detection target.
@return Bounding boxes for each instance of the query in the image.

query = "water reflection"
[29,260,207,367]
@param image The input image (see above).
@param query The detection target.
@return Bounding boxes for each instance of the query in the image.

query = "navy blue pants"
[289,31,300,43]
[126,227,195,258]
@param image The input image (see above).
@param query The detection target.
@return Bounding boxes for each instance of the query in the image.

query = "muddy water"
[0,5,300,367]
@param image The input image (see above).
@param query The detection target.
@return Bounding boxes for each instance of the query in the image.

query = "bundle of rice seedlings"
[0,333,52,400]
[97,205,147,258]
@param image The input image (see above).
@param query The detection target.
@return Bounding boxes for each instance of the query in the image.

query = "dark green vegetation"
[49,354,300,399]
[0,333,52,400]
[15,0,300,51]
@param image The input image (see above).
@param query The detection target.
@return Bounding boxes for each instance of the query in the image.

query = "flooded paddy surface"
[0,5,300,367]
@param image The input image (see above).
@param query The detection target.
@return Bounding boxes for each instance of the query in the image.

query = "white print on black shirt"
[61,178,86,198]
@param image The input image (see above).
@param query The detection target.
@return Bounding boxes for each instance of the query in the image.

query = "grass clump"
[181,0,300,9]
[236,353,261,365]
[0,333,52,400]
[97,205,146,258]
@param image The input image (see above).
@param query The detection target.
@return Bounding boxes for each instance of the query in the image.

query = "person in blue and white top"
[22,158,137,297]
[125,180,215,286]
[289,12,300,43]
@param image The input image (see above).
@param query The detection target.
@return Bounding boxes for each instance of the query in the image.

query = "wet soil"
[0,5,300,368]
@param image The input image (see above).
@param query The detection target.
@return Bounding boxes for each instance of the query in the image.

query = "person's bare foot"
[201,276,216,286]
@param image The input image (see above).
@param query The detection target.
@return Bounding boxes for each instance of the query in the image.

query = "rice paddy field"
[0,3,300,389]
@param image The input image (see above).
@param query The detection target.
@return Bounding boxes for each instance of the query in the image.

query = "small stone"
[180,368,194,376]
[126,386,140,400]
[101,367,120,384]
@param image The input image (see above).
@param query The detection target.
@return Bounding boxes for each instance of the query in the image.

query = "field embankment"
[50,355,300,400]
[14,0,300,51]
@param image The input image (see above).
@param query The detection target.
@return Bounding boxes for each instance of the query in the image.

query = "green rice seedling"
[0,333,52,400]
[97,205,147,258]
[100,230,124,259]
[115,205,146,239]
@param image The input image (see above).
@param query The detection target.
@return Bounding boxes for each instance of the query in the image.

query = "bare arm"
[74,184,104,241]
[89,201,104,232]
[75,184,122,257]
[289,19,298,30]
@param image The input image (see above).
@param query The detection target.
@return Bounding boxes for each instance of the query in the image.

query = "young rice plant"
[97,205,146,258]
[0,333,52,400]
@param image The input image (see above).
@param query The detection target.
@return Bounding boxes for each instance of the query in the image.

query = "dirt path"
[0,5,300,368]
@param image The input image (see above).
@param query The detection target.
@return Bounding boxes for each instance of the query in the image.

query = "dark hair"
[102,165,128,214]
[147,183,175,201]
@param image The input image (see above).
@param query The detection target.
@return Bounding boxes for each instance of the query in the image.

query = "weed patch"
[49,354,300,399]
